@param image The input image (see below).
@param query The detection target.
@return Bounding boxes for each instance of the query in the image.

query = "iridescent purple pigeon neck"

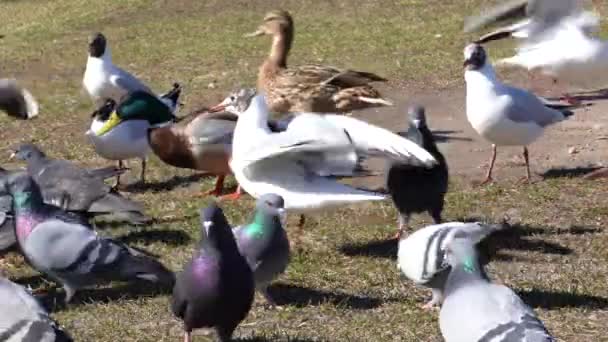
[13,191,43,241]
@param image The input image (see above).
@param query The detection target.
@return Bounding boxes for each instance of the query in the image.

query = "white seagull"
[229,94,437,238]
[464,43,574,184]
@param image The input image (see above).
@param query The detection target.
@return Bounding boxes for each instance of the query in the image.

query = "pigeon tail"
[87,166,128,180]
[119,250,175,288]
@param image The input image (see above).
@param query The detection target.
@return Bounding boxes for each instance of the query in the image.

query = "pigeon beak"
[244,28,265,38]
[277,208,287,226]
[96,111,122,136]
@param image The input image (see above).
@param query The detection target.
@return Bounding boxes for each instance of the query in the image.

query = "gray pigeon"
[0,275,72,341]
[0,168,16,256]
[233,194,290,306]
[0,172,175,303]
[397,222,504,309]
[0,79,39,119]
[440,237,555,342]
[11,143,151,225]
[171,202,254,342]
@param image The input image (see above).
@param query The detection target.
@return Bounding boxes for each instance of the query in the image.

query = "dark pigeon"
[234,194,290,306]
[386,105,449,238]
[0,172,175,303]
[0,275,72,341]
[440,237,555,341]
[0,168,16,256]
[11,143,151,224]
[171,202,254,342]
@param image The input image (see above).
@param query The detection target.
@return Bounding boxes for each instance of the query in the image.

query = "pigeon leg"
[140,158,146,184]
[393,213,409,240]
[218,184,243,201]
[420,288,443,310]
[479,144,497,185]
[64,285,76,304]
[183,331,191,342]
[518,147,531,184]
[583,168,608,179]
[195,175,225,197]
[262,286,277,307]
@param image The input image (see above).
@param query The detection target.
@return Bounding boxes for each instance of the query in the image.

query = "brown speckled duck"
[246,10,393,113]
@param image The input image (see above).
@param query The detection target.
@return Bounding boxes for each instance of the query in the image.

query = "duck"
[246,10,392,113]
[86,85,180,187]
[90,89,250,198]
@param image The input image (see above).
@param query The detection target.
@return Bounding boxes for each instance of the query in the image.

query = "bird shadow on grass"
[40,282,173,313]
[95,213,197,230]
[541,166,603,179]
[122,173,211,193]
[339,239,398,259]
[396,129,473,143]
[518,288,608,310]
[236,335,317,342]
[115,229,192,247]
[267,283,387,310]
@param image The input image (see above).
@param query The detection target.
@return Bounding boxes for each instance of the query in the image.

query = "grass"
[1,0,608,341]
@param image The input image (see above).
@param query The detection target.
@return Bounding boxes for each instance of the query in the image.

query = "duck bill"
[244,29,265,38]
[97,111,122,136]
[208,104,226,113]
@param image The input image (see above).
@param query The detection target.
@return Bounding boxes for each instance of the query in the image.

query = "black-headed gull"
[464,43,574,184]
[229,94,437,239]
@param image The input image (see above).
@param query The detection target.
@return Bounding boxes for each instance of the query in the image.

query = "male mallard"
[246,10,392,113]
[86,85,180,187]
[90,89,246,198]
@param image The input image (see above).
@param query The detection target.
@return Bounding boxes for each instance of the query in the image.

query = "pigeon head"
[256,194,285,215]
[0,172,41,206]
[443,237,479,273]
[408,105,427,129]
[209,88,257,114]
[10,143,45,163]
[88,32,107,58]
[463,43,487,71]
[199,202,239,252]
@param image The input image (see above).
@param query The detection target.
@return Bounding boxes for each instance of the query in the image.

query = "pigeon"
[233,194,290,306]
[0,275,72,341]
[464,43,574,184]
[171,202,254,342]
[397,221,504,309]
[0,172,175,303]
[439,237,555,342]
[386,105,449,238]
[0,168,16,267]
[0,79,39,119]
[11,143,151,224]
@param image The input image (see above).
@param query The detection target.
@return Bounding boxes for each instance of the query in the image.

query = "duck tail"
[160,83,182,113]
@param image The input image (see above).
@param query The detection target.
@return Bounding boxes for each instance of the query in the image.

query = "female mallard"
[86,85,180,187]
[246,10,392,113]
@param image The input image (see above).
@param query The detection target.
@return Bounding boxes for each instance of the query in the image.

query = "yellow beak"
[97,111,122,136]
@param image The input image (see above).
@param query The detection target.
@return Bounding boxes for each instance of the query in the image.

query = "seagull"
[229,94,436,242]
[0,79,39,119]
[464,43,574,184]
[82,32,179,112]
[439,237,555,342]
[467,0,605,104]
